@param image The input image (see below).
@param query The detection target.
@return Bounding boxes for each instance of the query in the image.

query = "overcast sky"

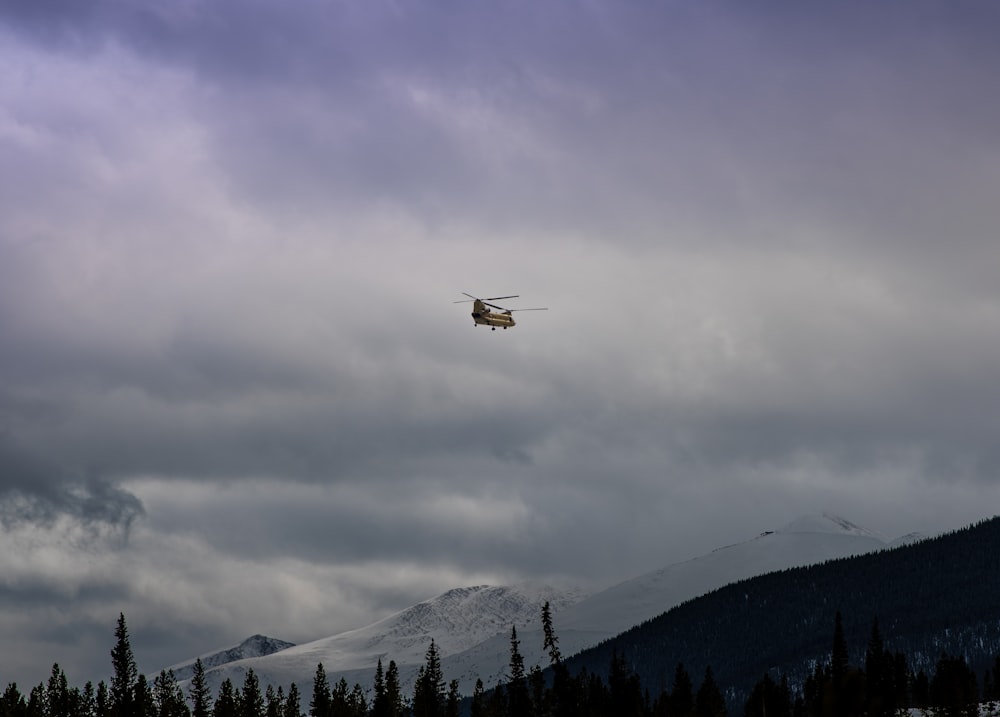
[3,0,1000,689]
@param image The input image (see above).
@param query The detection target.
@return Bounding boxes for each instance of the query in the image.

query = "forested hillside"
[563,515,1000,708]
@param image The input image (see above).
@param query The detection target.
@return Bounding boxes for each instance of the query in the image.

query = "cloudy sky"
[3,0,1000,688]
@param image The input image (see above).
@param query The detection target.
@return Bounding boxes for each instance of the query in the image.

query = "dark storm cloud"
[0,432,144,530]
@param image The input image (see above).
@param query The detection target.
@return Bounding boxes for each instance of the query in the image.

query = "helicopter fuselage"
[471,299,516,329]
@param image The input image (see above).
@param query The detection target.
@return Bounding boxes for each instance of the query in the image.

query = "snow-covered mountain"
[174,513,922,698]
[175,582,584,697]
[169,635,296,682]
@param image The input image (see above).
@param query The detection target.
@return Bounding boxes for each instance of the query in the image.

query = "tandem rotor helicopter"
[454,293,548,330]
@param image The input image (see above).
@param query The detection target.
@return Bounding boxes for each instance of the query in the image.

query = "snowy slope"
[168,635,295,682]
[553,512,896,653]
[433,512,918,691]
[176,513,922,698]
[182,582,584,698]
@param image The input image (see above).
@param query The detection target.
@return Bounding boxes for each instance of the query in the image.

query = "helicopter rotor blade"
[455,293,520,307]
[509,307,548,312]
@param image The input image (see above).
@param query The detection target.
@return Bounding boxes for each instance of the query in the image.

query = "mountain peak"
[168,634,295,681]
[776,513,887,540]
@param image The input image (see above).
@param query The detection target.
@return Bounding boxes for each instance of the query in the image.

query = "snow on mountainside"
[552,512,902,655]
[169,635,295,682]
[181,582,584,697]
[175,514,922,698]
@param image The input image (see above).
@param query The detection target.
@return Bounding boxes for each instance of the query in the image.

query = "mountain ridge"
[170,513,922,697]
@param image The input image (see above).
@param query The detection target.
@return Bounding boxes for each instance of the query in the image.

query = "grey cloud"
[0,433,144,531]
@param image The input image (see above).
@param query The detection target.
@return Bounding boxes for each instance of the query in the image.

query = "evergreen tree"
[328,679,348,717]
[469,680,485,717]
[2,683,27,717]
[109,614,138,717]
[529,665,546,717]
[134,674,153,717]
[384,661,403,717]
[346,684,366,717]
[153,670,189,717]
[695,667,726,717]
[670,663,695,717]
[46,664,70,717]
[607,651,644,717]
[309,665,331,717]
[412,641,445,717]
[95,681,110,717]
[283,684,301,717]
[929,655,979,717]
[213,680,238,717]
[82,681,97,717]
[189,660,213,717]
[371,661,389,717]
[506,627,531,717]
[27,684,45,717]
[542,601,562,665]
[744,674,792,717]
[444,681,459,717]
[239,670,264,717]
[863,618,902,717]
[486,683,507,717]
[265,686,283,717]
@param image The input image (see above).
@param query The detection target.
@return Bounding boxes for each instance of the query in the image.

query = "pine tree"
[46,664,70,717]
[213,680,238,717]
[669,663,695,717]
[27,684,46,717]
[346,684,366,717]
[371,660,389,717]
[607,651,644,717]
[134,674,153,717]
[529,666,546,717]
[82,681,98,717]
[542,601,562,665]
[283,684,301,717]
[153,669,189,717]
[444,681,459,717]
[412,641,445,717]
[265,686,283,717]
[96,681,111,717]
[469,680,485,717]
[506,626,531,717]
[384,661,403,717]
[309,665,331,717]
[329,679,348,717]
[110,614,138,717]
[694,667,726,717]
[1,683,27,717]
[240,670,264,717]
[189,659,213,717]
[744,674,792,717]
[930,655,979,717]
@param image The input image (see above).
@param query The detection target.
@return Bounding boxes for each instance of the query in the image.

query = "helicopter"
[454,293,548,330]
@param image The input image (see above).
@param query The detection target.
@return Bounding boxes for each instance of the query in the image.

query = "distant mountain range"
[170,513,924,698]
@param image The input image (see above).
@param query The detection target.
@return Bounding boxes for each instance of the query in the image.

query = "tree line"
[3,608,1000,717]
